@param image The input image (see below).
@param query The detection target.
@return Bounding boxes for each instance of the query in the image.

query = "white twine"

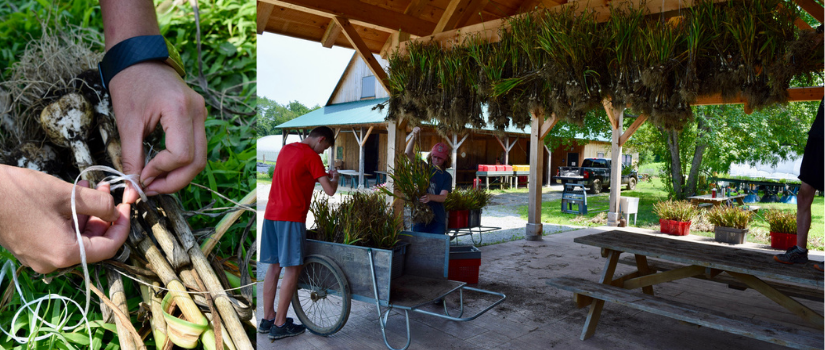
[71,165,147,319]
[0,260,92,344]
[2,164,253,345]
[112,268,258,294]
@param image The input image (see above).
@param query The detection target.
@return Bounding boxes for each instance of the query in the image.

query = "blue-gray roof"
[276,98,610,142]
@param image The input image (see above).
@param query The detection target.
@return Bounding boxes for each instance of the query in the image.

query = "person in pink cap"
[405,127,453,234]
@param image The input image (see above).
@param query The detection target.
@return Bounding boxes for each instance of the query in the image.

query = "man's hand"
[0,166,131,274]
[110,61,207,203]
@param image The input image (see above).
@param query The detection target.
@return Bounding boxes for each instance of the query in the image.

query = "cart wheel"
[291,255,351,336]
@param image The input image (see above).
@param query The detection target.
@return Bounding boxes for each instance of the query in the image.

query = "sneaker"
[774,246,809,264]
[258,315,275,333]
[269,318,306,340]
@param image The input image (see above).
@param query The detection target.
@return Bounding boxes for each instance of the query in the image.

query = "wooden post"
[358,128,365,188]
[495,135,516,165]
[526,109,545,241]
[544,144,552,187]
[445,132,469,189]
[387,119,408,216]
[607,106,624,226]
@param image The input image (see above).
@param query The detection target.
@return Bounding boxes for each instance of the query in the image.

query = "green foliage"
[267,165,275,179]
[626,101,819,198]
[156,0,256,259]
[379,154,434,225]
[445,188,493,211]
[256,97,320,136]
[0,0,104,81]
[309,191,403,249]
[707,205,753,229]
[388,0,821,134]
[653,200,699,222]
[762,208,797,234]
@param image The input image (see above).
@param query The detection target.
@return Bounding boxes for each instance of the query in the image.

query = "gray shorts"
[260,220,306,267]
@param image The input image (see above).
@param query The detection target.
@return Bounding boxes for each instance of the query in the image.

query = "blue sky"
[257,33,355,107]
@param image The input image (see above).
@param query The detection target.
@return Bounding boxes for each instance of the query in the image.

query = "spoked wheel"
[291,255,351,336]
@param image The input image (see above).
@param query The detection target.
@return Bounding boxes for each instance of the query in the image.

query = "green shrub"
[268,165,275,178]
[445,188,493,211]
[310,191,403,249]
[707,206,753,229]
[653,200,698,222]
[762,209,796,234]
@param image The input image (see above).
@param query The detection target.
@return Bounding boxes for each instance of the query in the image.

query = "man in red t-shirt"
[259,126,339,340]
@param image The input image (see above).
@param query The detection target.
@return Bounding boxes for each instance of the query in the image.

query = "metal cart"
[290,231,506,350]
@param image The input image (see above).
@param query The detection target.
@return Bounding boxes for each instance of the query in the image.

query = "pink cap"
[431,142,450,159]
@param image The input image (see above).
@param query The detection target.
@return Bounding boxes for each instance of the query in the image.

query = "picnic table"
[711,177,801,203]
[338,170,372,188]
[475,171,515,190]
[687,193,746,207]
[374,170,389,185]
[547,230,824,349]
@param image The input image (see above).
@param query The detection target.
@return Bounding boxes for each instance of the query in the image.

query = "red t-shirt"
[264,142,328,222]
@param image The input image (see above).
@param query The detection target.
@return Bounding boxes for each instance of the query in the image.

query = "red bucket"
[670,220,691,236]
[448,210,469,229]
[659,219,671,234]
[770,232,796,250]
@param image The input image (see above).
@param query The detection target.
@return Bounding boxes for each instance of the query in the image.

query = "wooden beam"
[387,119,408,222]
[618,114,648,147]
[380,30,411,59]
[539,114,559,139]
[694,87,824,105]
[603,99,620,129]
[321,19,342,48]
[793,0,824,23]
[257,2,275,34]
[264,0,436,37]
[517,0,544,14]
[456,0,490,27]
[727,271,824,328]
[404,0,430,18]
[359,126,375,147]
[622,265,705,290]
[433,0,474,35]
[334,16,390,92]
[518,0,560,14]
[526,108,545,241]
[795,17,813,30]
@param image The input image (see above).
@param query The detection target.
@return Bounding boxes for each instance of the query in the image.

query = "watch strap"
[98,35,185,91]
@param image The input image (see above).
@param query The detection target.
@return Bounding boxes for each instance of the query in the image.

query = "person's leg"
[796,181,815,250]
[274,264,303,326]
[263,263,281,321]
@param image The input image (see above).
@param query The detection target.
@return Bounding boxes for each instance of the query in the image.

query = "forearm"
[428,193,448,203]
[404,135,416,160]
[100,0,160,50]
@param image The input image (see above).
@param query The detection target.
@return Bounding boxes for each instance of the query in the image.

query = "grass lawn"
[256,173,271,185]
[518,177,825,250]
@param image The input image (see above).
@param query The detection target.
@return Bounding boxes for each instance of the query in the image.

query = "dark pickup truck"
[554,158,638,194]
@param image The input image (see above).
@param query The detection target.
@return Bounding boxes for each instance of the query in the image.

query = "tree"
[627,101,819,199]
[255,97,320,136]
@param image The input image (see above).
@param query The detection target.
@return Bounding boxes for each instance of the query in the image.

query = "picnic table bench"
[546,230,823,349]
